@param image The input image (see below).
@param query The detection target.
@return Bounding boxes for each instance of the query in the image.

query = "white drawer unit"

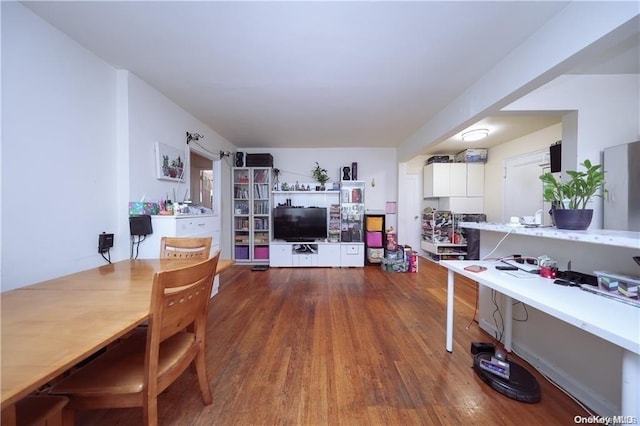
[340,243,364,267]
[135,214,221,260]
[174,216,215,236]
[269,241,360,267]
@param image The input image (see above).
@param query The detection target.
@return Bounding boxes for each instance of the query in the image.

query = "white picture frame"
[155,141,185,182]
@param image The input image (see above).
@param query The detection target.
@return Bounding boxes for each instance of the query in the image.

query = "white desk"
[440,259,640,418]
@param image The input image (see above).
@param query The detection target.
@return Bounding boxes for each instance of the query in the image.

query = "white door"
[398,163,422,252]
[503,150,547,224]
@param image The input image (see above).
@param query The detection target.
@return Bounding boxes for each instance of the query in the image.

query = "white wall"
[397,3,639,161]
[1,2,118,291]
[483,123,562,222]
[244,147,398,213]
[1,3,237,290]
[125,73,236,258]
[504,74,640,228]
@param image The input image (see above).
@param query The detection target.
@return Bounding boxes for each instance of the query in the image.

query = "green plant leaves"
[539,159,606,209]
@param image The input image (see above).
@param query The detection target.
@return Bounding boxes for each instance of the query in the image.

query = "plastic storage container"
[594,271,640,297]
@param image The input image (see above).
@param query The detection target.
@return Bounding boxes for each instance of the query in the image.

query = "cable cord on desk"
[130,235,147,259]
[491,289,505,343]
[481,227,515,261]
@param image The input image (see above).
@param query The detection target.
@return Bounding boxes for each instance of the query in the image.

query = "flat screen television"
[273,207,328,242]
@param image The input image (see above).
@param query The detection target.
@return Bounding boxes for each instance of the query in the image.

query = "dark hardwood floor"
[76,258,587,425]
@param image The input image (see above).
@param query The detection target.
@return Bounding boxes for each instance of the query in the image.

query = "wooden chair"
[160,237,212,260]
[49,253,220,426]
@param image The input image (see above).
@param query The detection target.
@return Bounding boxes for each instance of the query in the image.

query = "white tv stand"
[270,240,364,267]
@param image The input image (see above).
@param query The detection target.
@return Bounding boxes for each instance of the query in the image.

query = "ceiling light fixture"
[461,128,489,142]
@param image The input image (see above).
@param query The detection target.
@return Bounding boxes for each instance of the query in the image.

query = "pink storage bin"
[254,246,269,260]
[366,232,382,247]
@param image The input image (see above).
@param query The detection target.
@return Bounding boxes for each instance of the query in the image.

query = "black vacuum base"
[473,352,541,403]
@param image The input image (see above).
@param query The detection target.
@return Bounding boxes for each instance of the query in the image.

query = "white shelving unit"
[232,167,271,263]
[420,209,466,262]
[269,183,365,267]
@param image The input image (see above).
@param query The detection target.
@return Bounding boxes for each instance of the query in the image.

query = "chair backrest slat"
[160,237,212,260]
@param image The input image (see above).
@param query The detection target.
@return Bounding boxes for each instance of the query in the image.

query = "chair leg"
[61,406,75,426]
[194,351,213,405]
[143,397,158,426]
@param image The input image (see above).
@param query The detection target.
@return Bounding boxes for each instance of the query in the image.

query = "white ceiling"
[23,1,639,156]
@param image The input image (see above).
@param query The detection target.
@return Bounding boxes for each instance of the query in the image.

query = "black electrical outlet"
[98,232,114,253]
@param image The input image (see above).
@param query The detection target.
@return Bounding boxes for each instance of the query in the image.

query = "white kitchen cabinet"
[466,163,485,197]
[423,163,484,198]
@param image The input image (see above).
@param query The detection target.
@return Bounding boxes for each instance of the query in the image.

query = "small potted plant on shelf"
[312,162,330,191]
[539,159,606,230]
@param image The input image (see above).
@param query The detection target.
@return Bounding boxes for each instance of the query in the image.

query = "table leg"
[621,350,639,419]
[446,269,454,352]
[1,404,16,426]
[504,295,513,352]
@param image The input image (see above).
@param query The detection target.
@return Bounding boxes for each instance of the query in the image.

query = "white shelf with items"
[340,180,365,267]
[420,209,467,262]
[232,167,271,263]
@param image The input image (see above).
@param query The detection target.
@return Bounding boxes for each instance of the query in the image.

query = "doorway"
[503,149,548,225]
[190,150,217,212]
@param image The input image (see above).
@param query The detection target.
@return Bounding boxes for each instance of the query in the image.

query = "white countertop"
[440,259,640,354]
[152,214,215,219]
[460,222,640,250]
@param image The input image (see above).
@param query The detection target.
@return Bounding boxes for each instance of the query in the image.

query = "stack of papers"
[500,269,538,279]
[501,259,540,273]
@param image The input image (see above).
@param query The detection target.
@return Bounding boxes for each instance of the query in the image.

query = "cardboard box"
[128,202,159,216]
[455,149,488,163]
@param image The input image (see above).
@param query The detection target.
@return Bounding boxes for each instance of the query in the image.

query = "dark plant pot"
[552,209,593,230]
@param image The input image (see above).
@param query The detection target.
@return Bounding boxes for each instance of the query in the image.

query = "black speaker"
[550,141,561,173]
[235,152,244,167]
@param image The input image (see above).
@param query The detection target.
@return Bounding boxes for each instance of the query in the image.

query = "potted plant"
[312,162,330,190]
[539,159,606,230]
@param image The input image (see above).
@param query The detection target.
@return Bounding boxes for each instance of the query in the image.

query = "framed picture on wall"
[155,141,186,181]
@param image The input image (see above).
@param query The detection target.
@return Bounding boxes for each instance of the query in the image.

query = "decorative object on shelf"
[539,159,606,230]
[351,162,358,180]
[272,168,280,190]
[312,162,330,190]
[155,142,185,181]
[342,166,351,181]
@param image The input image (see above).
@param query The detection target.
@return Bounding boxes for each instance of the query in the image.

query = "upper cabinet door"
[423,163,451,197]
[449,163,467,197]
[466,163,485,197]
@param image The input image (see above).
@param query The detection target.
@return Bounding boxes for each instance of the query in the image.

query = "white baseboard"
[478,319,618,416]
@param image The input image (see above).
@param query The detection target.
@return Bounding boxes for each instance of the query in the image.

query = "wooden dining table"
[0,257,233,422]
